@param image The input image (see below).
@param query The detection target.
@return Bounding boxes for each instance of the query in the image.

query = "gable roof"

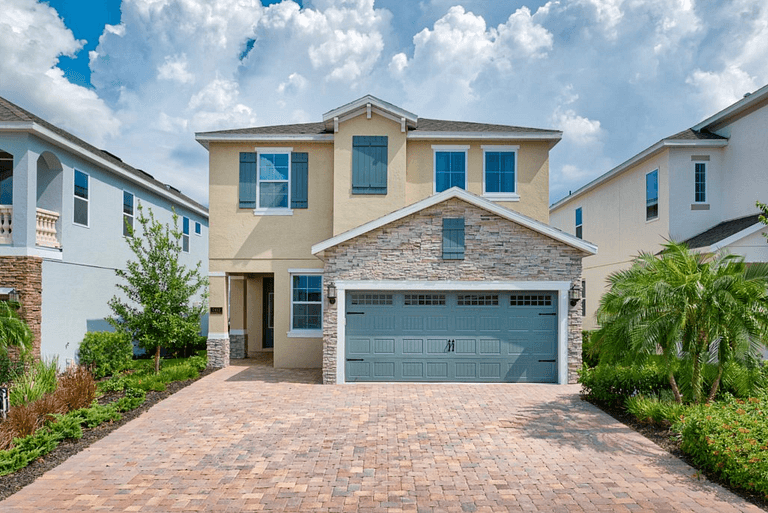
[0,96,207,218]
[549,128,727,211]
[682,214,765,251]
[311,187,597,256]
[693,83,768,133]
[195,95,562,148]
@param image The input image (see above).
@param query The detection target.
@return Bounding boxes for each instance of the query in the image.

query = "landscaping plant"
[592,241,768,404]
[0,300,32,359]
[77,331,133,379]
[108,204,207,374]
[9,358,59,407]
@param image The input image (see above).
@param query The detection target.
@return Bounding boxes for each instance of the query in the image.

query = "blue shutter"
[291,152,308,209]
[239,152,256,208]
[352,136,387,194]
[442,218,465,260]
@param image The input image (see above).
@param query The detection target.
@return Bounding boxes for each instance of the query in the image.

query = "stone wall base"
[207,337,230,369]
[230,334,247,359]
[0,256,43,360]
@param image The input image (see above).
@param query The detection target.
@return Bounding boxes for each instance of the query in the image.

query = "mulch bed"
[0,369,212,501]
[585,396,768,511]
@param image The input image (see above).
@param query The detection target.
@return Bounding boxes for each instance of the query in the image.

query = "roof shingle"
[683,214,763,249]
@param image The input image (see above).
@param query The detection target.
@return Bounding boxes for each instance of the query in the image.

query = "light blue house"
[0,96,209,367]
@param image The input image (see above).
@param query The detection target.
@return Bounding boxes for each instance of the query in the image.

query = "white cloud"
[157,54,195,84]
[0,0,119,144]
[686,67,758,113]
[552,107,603,146]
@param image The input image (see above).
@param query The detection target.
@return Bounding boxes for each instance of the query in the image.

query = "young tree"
[109,205,207,374]
[594,241,768,404]
[0,301,32,359]
[758,200,768,242]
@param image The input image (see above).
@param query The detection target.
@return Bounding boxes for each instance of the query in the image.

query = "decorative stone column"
[206,273,230,369]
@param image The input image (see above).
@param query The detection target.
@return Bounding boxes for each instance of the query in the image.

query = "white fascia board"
[7,122,208,218]
[408,131,562,141]
[194,133,334,149]
[710,222,767,252]
[323,95,418,125]
[692,83,768,132]
[311,187,597,255]
[334,280,572,290]
[550,139,728,212]
[0,246,63,260]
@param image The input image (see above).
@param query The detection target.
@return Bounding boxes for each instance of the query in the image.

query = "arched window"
[0,151,12,205]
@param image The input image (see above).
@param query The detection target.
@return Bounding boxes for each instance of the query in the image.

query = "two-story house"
[0,96,209,367]
[196,96,596,384]
[550,83,768,330]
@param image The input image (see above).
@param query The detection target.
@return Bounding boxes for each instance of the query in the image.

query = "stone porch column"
[206,273,230,368]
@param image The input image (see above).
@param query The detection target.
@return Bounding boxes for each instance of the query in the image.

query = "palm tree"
[593,241,768,404]
[0,300,32,358]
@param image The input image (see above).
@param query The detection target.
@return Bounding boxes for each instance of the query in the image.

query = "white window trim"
[646,169,659,222]
[481,145,520,201]
[73,169,89,228]
[333,280,571,385]
[254,147,293,214]
[194,221,202,236]
[693,161,707,204]
[122,189,134,236]
[182,216,190,253]
[288,269,323,338]
[432,145,469,194]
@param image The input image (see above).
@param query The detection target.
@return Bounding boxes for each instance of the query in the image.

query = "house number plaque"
[210,307,223,315]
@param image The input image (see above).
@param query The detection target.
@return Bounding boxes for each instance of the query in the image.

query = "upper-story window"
[575,207,583,239]
[195,221,201,236]
[352,136,387,194]
[74,170,89,226]
[482,145,519,200]
[694,162,706,203]
[123,191,134,236]
[182,216,190,253]
[0,151,12,205]
[239,150,308,214]
[433,145,468,193]
[646,169,658,221]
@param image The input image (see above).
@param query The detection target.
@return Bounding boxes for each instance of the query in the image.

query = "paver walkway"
[2,357,761,512]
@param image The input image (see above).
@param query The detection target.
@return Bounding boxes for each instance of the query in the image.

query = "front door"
[263,277,274,349]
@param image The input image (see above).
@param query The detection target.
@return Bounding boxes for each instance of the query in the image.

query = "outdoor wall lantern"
[0,387,8,419]
[569,284,581,307]
[327,284,337,305]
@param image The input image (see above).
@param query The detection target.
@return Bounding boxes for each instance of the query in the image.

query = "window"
[350,293,393,305]
[646,169,658,221]
[291,274,322,331]
[694,163,706,203]
[0,151,12,205]
[404,294,446,306]
[510,294,552,306]
[433,146,468,193]
[581,280,586,317]
[195,221,201,236]
[442,218,465,260]
[239,151,308,212]
[352,136,387,194]
[482,146,518,198]
[457,294,499,306]
[74,170,89,226]
[123,191,134,237]
[182,216,189,253]
[575,207,583,239]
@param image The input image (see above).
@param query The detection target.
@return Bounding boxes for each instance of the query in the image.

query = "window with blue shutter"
[435,151,466,192]
[442,218,465,260]
[352,136,387,194]
[239,152,257,208]
[291,152,308,208]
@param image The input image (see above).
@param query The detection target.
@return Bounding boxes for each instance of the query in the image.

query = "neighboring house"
[0,96,209,367]
[196,95,596,384]
[550,84,768,330]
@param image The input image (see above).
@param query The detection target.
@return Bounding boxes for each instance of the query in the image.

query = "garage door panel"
[346,291,558,383]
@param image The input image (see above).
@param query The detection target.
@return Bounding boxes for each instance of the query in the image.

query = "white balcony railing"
[0,205,11,244]
[36,208,60,248]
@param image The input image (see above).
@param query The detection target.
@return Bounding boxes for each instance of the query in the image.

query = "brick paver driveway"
[2,358,761,512]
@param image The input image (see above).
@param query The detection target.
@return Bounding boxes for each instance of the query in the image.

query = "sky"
[2,0,767,208]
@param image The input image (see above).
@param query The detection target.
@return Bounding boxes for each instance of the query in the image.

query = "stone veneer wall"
[229,334,247,359]
[207,337,230,369]
[321,198,586,384]
[0,256,43,360]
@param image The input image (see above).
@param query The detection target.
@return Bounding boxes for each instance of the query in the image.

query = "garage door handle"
[539,359,556,363]
[347,312,365,315]
[346,358,364,362]
[538,313,556,316]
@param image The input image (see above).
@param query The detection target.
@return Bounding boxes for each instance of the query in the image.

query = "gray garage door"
[345,291,558,383]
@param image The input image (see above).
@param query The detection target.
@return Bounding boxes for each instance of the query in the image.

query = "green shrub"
[579,361,670,408]
[68,404,122,428]
[581,330,599,368]
[9,358,58,407]
[680,393,768,497]
[625,393,690,427]
[160,363,198,383]
[0,354,25,386]
[78,331,133,379]
[187,354,207,373]
[99,374,128,394]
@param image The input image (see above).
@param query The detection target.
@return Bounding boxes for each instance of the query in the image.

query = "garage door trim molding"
[334,280,571,385]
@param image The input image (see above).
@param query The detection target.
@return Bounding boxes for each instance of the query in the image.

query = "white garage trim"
[334,280,571,385]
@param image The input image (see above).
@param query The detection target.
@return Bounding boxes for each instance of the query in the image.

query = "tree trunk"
[707,363,725,404]
[154,345,161,374]
[669,371,683,404]
[691,353,702,404]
